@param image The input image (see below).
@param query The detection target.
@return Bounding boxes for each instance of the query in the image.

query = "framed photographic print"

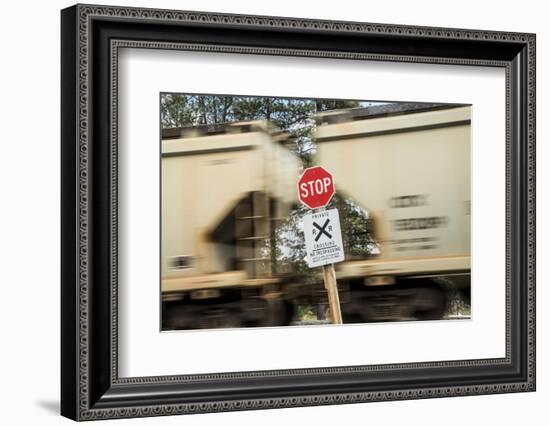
[61,3,536,421]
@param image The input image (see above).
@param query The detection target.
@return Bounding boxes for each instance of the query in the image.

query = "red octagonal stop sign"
[297,166,335,209]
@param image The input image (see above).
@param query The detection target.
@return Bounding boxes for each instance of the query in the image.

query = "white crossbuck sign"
[303,208,345,268]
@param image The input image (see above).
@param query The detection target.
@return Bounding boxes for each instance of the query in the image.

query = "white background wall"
[0,0,546,424]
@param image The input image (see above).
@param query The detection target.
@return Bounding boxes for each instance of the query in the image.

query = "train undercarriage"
[162,273,470,330]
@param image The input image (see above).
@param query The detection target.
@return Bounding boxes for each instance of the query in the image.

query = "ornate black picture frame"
[61,4,536,421]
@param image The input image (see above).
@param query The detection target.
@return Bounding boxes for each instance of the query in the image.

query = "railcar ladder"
[235,192,271,278]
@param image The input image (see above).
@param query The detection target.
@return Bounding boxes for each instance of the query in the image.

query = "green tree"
[326,194,376,259]
[160,94,196,128]
[160,95,362,163]
[273,192,376,279]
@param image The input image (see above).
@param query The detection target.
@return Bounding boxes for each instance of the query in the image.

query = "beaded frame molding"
[61,4,536,421]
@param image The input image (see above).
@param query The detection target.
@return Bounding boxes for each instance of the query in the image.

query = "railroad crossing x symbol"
[313,218,332,242]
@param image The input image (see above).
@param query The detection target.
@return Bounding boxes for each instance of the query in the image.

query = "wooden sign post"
[298,167,344,325]
[323,264,343,324]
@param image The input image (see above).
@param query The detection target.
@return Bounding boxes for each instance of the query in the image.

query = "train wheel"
[162,302,194,330]
[411,286,447,320]
[162,301,245,330]
[255,299,294,327]
[281,301,295,325]
[341,296,371,323]
[196,305,243,329]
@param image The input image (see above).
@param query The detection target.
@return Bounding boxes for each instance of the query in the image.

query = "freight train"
[161,103,471,329]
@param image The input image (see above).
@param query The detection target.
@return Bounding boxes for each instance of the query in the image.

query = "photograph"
[59,4,535,420]
[160,94,472,330]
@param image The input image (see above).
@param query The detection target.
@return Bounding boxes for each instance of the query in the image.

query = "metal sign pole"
[322,263,343,324]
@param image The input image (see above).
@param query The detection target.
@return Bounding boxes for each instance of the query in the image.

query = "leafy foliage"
[161,94,362,164]
[273,193,376,278]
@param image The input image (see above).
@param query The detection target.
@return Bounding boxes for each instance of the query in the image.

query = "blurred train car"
[161,120,303,329]
[314,103,471,322]
[161,104,472,330]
